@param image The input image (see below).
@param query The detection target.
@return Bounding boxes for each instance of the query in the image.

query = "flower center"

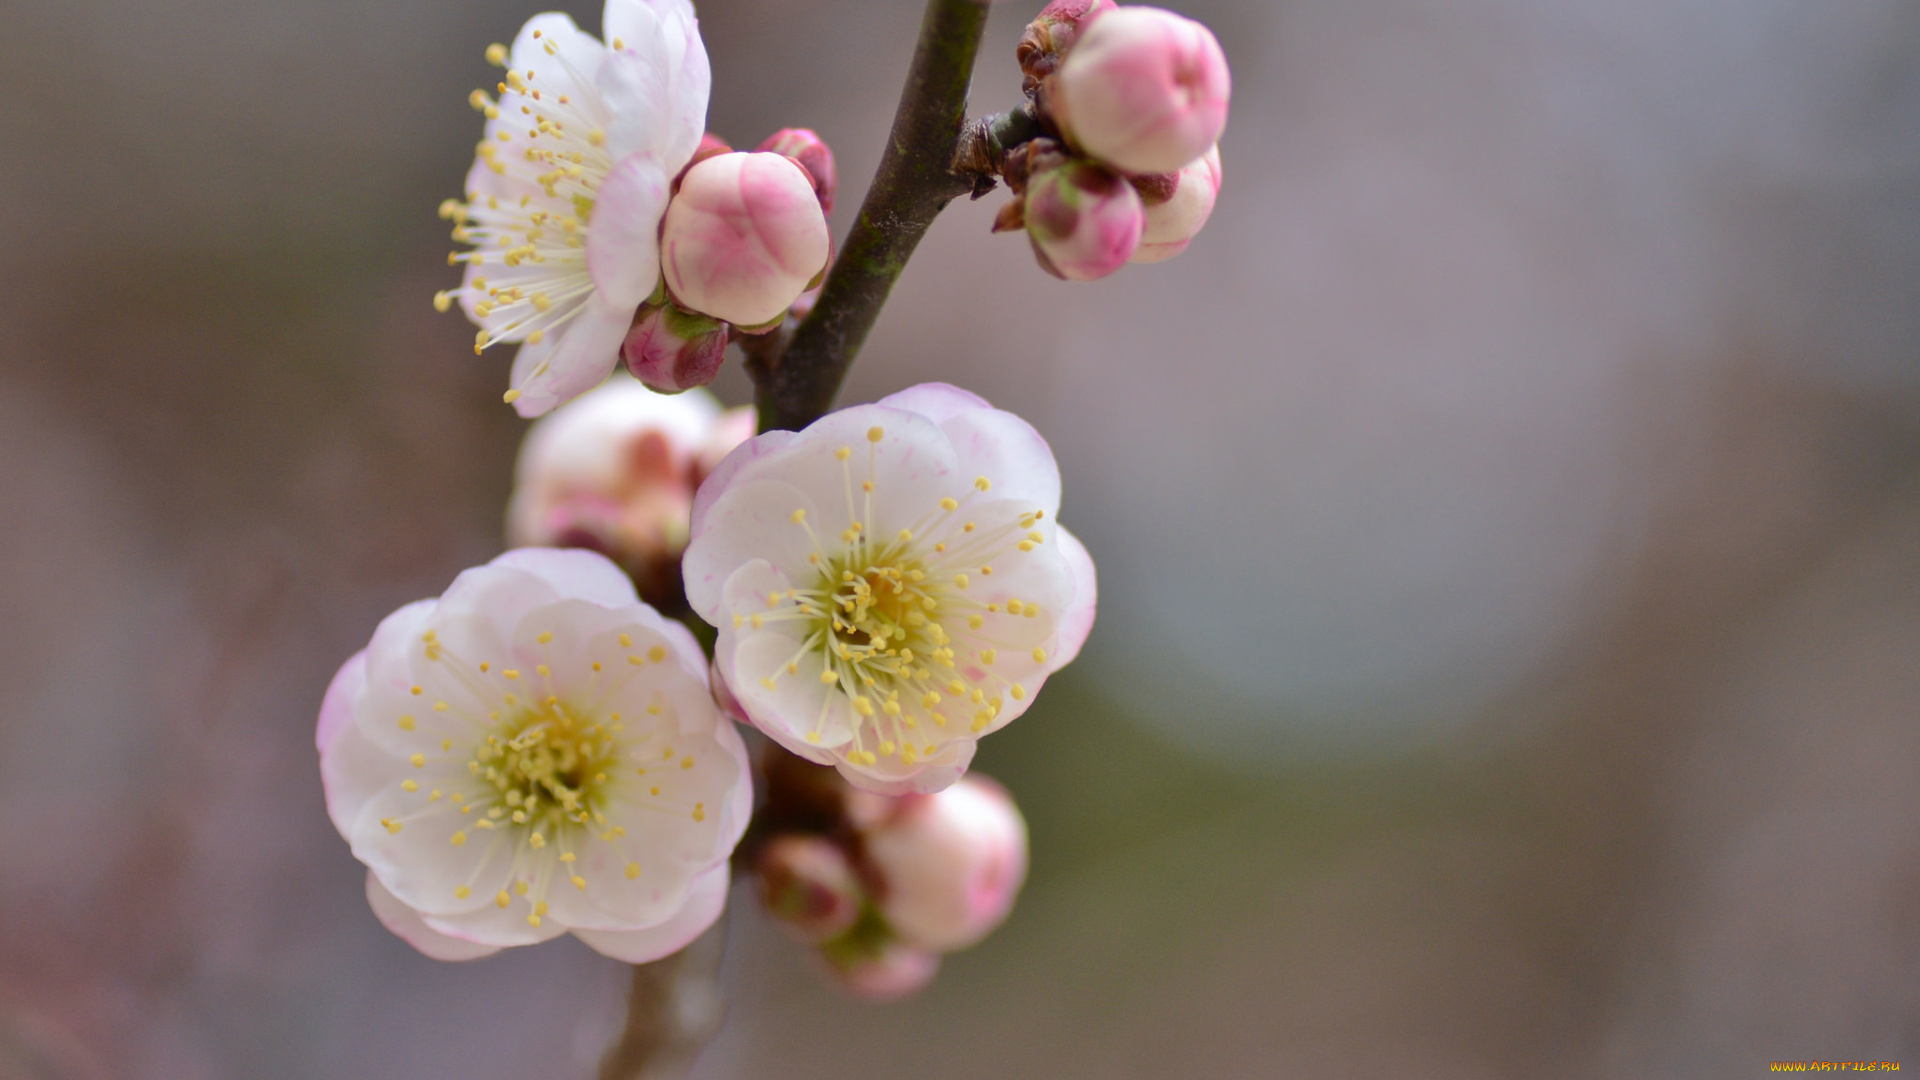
[470,698,622,840]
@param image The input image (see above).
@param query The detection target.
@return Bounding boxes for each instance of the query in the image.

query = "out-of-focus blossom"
[819,932,942,1002]
[1052,6,1230,175]
[661,152,832,329]
[1016,0,1115,90]
[861,776,1028,952]
[438,0,710,417]
[755,128,838,215]
[317,549,753,962]
[1129,144,1221,263]
[684,383,1098,794]
[1025,154,1144,281]
[756,834,864,943]
[506,376,752,604]
[621,297,730,393]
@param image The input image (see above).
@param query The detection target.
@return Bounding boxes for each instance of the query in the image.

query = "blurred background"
[3,0,1918,1076]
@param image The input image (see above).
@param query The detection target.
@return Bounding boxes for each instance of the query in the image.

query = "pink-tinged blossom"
[622,298,730,392]
[317,549,753,962]
[1130,143,1221,263]
[861,776,1028,952]
[661,152,831,329]
[683,383,1099,794]
[439,0,713,417]
[507,376,752,603]
[755,128,838,215]
[1026,157,1144,281]
[1052,6,1230,175]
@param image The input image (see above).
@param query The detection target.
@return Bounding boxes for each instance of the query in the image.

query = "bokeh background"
[4,0,1919,1076]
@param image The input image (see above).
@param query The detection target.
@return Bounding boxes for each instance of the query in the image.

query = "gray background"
[2,0,1918,1076]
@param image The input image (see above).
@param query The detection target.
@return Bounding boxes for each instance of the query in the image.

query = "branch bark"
[596,916,730,1080]
[746,0,995,432]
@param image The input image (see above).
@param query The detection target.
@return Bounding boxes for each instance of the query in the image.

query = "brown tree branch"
[746,0,996,432]
[596,916,730,1080]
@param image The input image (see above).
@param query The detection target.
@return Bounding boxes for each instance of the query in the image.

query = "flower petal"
[681,479,824,622]
[601,0,709,172]
[689,429,799,538]
[365,872,502,962]
[875,382,991,424]
[1051,524,1098,669]
[508,295,631,418]
[490,547,640,609]
[319,651,414,838]
[571,862,730,963]
[585,153,670,310]
[935,404,1061,513]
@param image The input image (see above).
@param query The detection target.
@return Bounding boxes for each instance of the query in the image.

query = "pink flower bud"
[621,299,729,393]
[1025,156,1143,281]
[820,935,942,1002]
[1053,6,1231,175]
[757,835,866,944]
[1130,143,1221,263]
[1017,0,1116,90]
[673,132,736,195]
[755,128,838,215]
[860,776,1028,952]
[662,152,831,329]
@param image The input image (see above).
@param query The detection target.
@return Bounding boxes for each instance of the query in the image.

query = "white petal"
[681,479,824,622]
[365,872,501,962]
[595,20,671,163]
[689,429,799,537]
[420,892,572,948]
[1050,524,1098,669]
[875,382,991,424]
[585,153,670,310]
[936,406,1062,514]
[508,295,631,418]
[352,790,521,918]
[507,13,606,102]
[319,651,413,838]
[837,742,973,797]
[490,547,639,609]
[572,863,730,964]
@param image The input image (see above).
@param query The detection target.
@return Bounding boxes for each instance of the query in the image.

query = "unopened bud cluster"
[752,755,1029,1001]
[996,0,1229,280]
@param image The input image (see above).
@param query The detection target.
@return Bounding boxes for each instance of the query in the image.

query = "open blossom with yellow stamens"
[317,549,751,961]
[683,384,1099,795]
[439,0,711,417]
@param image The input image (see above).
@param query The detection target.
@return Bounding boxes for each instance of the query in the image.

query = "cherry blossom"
[684,383,1098,794]
[318,549,752,961]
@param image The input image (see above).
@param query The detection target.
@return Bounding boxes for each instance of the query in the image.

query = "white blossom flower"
[683,384,1099,794]
[439,0,711,418]
[318,549,751,962]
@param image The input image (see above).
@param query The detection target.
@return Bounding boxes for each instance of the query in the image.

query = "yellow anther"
[791,508,807,524]
[433,291,452,313]
[560,852,576,863]
[381,817,403,834]
[515,881,530,896]
[1011,684,1027,700]
[398,715,416,731]
[625,862,642,879]
[975,476,991,492]
[535,664,550,677]
[834,447,852,461]
[496,890,512,909]
[409,754,426,767]
[402,779,419,793]
[454,885,471,899]
[693,803,706,822]
[411,685,423,696]
[1018,541,1036,552]
[648,645,667,663]
[867,427,884,443]
[968,615,985,630]
[485,43,508,66]
[879,741,897,756]
[503,669,520,680]
[1033,647,1049,663]
[571,875,587,890]
[898,529,913,543]
[940,497,959,511]
[451,830,467,846]
[618,633,633,648]
[527,914,542,927]
[981,650,996,665]
[1008,599,1025,615]
[536,630,554,644]
[806,732,822,743]
[503,388,523,404]
[680,756,695,770]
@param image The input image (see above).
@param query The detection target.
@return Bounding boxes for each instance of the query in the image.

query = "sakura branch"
[318,0,1228,1075]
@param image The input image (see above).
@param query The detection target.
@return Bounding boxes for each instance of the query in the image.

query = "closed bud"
[663,152,831,328]
[820,934,942,1003]
[1053,6,1231,175]
[1130,144,1221,263]
[621,299,729,393]
[1025,156,1143,281]
[1017,0,1116,91]
[757,835,866,943]
[673,132,736,195]
[860,776,1028,953]
[755,128,838,215]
